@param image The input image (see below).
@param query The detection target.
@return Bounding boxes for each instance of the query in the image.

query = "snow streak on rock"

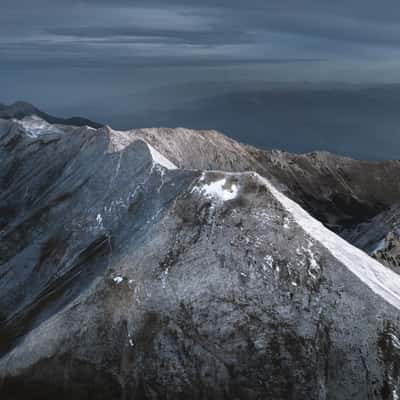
[147,143,177,170]
[260,174,400,310]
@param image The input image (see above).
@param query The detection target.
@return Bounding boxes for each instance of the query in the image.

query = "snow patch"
[147,143,177,170]
[390,333,400,350]
[127,333,135,347]
[161,268,169,289]
[192,177,239,202]
[283,217,290,229]
[258,174,400,311]
[264,255,274,268]
[17,116,60,138]
[113,276,124,284]
[305,241,320,280]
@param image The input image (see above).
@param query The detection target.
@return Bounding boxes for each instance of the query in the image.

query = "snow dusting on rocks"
[17,115,61,138]
[191,173,239,203]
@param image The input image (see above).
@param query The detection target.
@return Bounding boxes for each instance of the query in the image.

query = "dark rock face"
[343,206,400,272]
[2,117,400,399]
[374,230,400,271]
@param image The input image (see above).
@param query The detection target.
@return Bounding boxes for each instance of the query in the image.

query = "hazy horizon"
[3,1,400,160]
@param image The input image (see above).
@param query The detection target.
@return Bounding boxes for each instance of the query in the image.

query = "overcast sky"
[3,1,400,71]
[2,1,400,159]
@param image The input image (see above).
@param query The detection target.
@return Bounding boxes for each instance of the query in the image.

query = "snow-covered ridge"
[15,117,400,312]
[104,126,177,170]
[16,116,61,138]
[259,173,400,311]
[16,118,177,170]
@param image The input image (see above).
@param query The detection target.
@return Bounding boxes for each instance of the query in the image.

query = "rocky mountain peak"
[2,112,400,399]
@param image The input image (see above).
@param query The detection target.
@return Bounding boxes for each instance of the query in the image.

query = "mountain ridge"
[2,113,400,399]
[0,101,103,129]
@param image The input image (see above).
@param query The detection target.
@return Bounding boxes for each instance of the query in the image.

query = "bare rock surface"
[1,117,400,399]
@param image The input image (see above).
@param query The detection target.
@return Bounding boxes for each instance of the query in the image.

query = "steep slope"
[344,206,400,272]
[374,230,400,272]
[2,117,400,399]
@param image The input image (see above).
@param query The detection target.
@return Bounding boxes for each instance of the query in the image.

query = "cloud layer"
[2,0,400,69]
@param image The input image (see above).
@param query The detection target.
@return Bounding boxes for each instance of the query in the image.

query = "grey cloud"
[3,1,400,65]
[45,26,254,46]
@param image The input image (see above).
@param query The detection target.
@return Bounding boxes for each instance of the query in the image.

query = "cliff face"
[1,117,400,399]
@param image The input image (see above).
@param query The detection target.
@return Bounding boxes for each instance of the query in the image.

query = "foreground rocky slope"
[1,116,400,399]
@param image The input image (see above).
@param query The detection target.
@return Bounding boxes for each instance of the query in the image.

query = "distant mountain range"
[1,107,400,399]
[107,85,400,161]
[0,101,103,129]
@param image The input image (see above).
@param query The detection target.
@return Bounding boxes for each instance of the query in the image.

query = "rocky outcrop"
[343,206,400,273]
[1,116,400,399]
[374,230,400,271]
